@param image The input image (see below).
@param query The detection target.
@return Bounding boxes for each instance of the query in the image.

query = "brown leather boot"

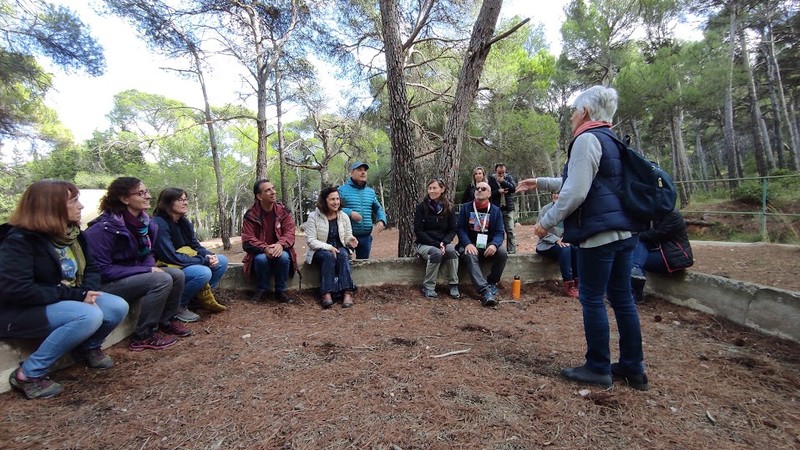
[196,284,227,312]
[562,280,579,298]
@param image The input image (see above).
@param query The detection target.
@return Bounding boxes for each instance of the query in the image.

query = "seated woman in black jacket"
[0,180,129,399]
[631,209,694,302]
[415,178,460,299]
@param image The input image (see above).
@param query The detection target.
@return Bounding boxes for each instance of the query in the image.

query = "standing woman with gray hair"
[517,86,649,390]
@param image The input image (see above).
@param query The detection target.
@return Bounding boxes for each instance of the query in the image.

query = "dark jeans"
[312,247,356,296]
[632,241,669,277]
[576,236,644,375]
[354,234,373,260]
[100,268,184,340]
[537,245,578,281]
[253,251,291,293]
[459,246,508,293]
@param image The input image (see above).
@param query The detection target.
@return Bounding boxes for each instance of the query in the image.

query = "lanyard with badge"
[473,202,489,249]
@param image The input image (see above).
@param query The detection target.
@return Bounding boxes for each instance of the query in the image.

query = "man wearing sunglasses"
[456,181,508,306]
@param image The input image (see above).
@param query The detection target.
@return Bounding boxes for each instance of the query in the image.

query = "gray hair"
[572,86,618,122]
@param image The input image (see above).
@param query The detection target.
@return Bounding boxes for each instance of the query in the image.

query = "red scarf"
[473,199,490,210]
[573,120,612,137]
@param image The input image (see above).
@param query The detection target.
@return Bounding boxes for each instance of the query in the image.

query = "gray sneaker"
[175,307,200,323]
[72,347,113,369]
[421,287,438,298]
[449,284,461,299]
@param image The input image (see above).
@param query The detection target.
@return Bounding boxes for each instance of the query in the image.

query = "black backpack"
[589,128,678,222]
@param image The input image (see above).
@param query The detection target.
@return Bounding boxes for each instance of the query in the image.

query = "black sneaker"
[9,367,63,399]
[560,365,612,388]
[276,291,295,304]
[481,289,497,307]
[250,290,270,302]
[611,363,649,391]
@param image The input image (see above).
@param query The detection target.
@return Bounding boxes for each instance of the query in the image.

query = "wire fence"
[509,173,800,243]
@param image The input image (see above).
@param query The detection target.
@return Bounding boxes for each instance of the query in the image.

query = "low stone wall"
[2,255,799,394]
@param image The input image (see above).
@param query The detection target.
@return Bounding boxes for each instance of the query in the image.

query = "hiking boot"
[421,287,438,298]
[481,289,497,307]
[560,365,612,388]
[9,367,63,399]
[195,284,227,312]
[611,363,649,391]
[129,332,178,351]
[631,277,646,303]
[487,283,500,296]
[276,291,295,304]
[449,284,461,299]
[160,319,193,337]
[174,307,200,323]
[72,347,113,369]
[631,267,646,281]
[562,280,579,298]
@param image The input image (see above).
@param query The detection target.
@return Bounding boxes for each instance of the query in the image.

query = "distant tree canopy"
[0,1,105,140]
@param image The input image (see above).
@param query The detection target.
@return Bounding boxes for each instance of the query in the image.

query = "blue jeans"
[253,251,291,293]
[22,293,129,378]
[537,245,578,281]
[632,241,668,277]
[354,234,373,260]
[312,247,356,296]
[576,236,644,375]
[180,255,229,307]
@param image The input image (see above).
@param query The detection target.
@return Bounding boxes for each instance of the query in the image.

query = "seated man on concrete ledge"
[456,181,508,307]
[242,179,299,304]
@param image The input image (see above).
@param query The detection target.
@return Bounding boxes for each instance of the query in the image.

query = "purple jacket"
[83,211,159,282]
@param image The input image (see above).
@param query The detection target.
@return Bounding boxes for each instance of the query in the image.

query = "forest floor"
[1,227,799,449]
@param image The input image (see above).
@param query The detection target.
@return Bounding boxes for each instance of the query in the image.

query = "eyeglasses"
[476,187,489,192]
[130,189,151,197]
[176,197,189,203]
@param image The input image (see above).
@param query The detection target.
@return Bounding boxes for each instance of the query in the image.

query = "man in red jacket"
[242,179,298,303]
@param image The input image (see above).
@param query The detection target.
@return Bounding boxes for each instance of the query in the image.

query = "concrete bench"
[3,255,799,394]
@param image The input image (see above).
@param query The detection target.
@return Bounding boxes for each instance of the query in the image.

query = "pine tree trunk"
[723,3,739,189]
[379,0,418,257]
[438,0,504,201]
[739,27,773,175]
[765,21,799,171]
[275,68,289,205]
[695,119,709,192]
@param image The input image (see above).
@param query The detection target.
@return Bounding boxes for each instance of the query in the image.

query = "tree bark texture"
[723,2,739,189]
[379,0,418,257]
[764,21,799,171]
[739,26,773,176]
[438,0,504,202]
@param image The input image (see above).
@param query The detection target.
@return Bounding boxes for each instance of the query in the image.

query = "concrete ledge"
[218,254,561,291]
[647,271,800,343]
[3,255,799,394]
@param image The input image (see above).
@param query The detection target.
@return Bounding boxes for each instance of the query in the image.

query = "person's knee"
[427,248,442,264]
[184,265,212,283]
[149,272,173,290]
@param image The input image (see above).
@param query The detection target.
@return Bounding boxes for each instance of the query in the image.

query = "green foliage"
[74,171,116,189]
[731,180,763,205]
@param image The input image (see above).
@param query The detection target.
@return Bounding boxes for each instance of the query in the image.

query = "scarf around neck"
[52,224,86,287]
[123,210,152,257]
[573,120,612,138]
[428,198,443,215]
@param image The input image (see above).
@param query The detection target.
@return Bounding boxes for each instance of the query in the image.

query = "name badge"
[476,233,488,249]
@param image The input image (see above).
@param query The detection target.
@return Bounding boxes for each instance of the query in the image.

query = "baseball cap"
[349,161,369,171]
